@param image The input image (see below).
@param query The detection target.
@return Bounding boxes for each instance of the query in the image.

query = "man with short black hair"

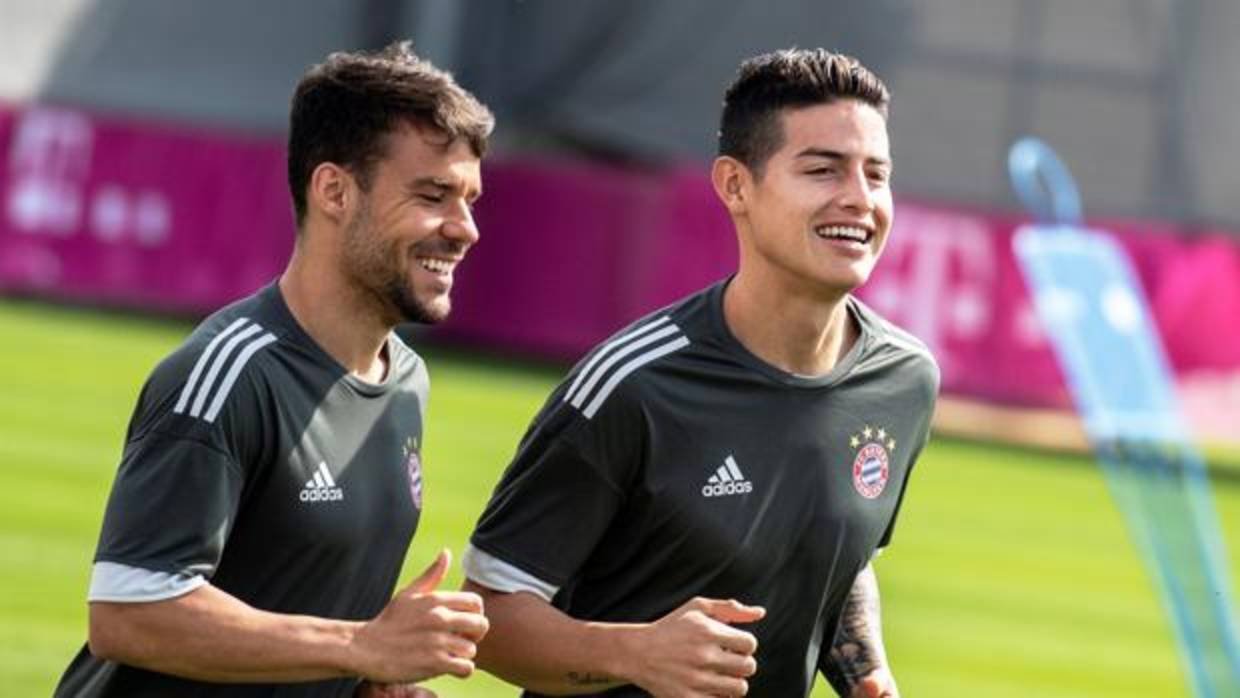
[463,48,938,697]
[55,42,493,698]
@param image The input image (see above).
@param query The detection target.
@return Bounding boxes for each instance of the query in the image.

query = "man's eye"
[419,193,443,204]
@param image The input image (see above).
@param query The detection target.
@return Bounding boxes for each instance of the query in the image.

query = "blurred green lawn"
[2,299,1238,696]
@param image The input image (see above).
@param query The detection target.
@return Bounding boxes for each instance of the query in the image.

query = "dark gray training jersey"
[468,279,939,697]
[56,283,428,698]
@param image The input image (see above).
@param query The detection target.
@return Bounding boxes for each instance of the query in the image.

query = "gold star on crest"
[887,438,896,451]
[863,426,873,439]
[850,435,860,449]
[877,428,887,440]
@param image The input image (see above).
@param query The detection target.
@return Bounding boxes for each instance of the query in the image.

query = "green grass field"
[3,298,1239,696]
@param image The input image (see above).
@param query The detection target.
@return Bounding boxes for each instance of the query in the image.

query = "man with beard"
[55,42,492,698]
[463,49,938,697]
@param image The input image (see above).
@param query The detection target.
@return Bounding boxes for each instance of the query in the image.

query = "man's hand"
[622,596,765,698]
[349,550,489,683]
[849,667,898,698]
[354,680,437,697]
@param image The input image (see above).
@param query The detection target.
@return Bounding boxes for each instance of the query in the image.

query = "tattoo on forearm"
[822,565,886,696]
[566,671,614,686]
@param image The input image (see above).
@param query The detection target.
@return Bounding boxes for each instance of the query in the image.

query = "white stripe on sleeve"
[582,336,690,418]
[462,544,560,602]
[174,317,250,415]
[570,324,681,410]
[564,317,671,405]
[189,324,263,417]
[202,333,277,423]
[88,561,207,603]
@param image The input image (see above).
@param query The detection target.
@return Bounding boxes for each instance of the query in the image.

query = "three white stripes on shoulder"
[177,313,680,425]
[563,316,689,419]
[174,317,277,423]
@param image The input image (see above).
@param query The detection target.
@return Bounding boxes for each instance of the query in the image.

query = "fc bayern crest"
[848,425,895,499]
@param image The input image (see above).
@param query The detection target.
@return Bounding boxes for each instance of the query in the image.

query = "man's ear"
[307,162,354,224]
[711,156,752,216]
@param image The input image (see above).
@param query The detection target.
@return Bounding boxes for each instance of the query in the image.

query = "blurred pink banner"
[3,103,1239,433]
[0,104,294,312]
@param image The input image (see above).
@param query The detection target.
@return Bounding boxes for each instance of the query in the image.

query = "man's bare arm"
[89,551,486,684]
[91,584,367,683]
[464,580,762,696]
[820,563,897,698]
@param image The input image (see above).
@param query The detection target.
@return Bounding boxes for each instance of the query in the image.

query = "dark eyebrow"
[410,176,453,192]
[795,147,891,169]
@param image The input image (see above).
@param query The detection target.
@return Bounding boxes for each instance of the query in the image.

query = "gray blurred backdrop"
[2,0,1237,230]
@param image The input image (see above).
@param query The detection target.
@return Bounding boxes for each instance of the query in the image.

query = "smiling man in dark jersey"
[463,49,939,698]
[55,42,493,698]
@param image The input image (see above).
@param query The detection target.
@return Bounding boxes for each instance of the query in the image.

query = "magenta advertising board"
[2,103,1239,437]
[0,105,294,312]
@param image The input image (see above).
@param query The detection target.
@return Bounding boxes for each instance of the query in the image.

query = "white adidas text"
[702,480,753,497]
[300,488,344,502]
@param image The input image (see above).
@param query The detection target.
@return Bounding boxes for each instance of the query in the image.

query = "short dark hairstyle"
[287,41,494,227]
[718,48,890,175]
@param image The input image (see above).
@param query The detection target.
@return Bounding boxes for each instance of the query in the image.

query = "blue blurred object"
[1009,137,1240,697]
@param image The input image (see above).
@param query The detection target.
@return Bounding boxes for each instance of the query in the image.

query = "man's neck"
[279,243,392,383]
[722,267,858,378]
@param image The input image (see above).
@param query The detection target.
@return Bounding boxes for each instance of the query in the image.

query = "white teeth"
[814,225,869,243]
[418,258,453,274]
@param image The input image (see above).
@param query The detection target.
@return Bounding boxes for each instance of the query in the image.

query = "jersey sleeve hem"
[462,543,561,602]
[88,561,207,603]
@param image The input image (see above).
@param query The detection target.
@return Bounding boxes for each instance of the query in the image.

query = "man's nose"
[837,169,875,214]
[443,200,480,245]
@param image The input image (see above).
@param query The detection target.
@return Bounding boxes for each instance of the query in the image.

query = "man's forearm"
[463,581,636,695]
[90,583,363,683]
[821,563,889,696]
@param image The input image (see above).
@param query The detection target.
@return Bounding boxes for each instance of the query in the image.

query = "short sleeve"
[94,431,245,579]
[468,382,643,590]
[91,346,269,585]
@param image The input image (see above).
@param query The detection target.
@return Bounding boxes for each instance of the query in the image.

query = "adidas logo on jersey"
[300,461,344,503]
[702,455,753,497]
